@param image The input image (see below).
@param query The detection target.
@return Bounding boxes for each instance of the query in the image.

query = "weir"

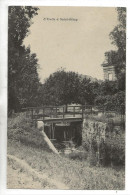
[44,121,82,146]
[24,104,125,154]
[37,120,82,153]
[24,105,89,148]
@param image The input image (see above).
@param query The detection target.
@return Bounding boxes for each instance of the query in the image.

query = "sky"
[24,6,118,83]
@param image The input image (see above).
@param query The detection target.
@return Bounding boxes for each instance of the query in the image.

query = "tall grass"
[8,113,51,151]
[8,141,125,190]
[7,113,125,190]
[86,113,125,125]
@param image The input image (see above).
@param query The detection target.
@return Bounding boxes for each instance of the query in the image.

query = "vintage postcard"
[7,6,126,190]
[0,2,129,193]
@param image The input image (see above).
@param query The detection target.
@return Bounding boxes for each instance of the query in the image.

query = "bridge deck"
[24,105,89,124]
[39,115,82,123]
[32,114,83,123]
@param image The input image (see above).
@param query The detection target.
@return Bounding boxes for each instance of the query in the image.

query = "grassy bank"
[7,113,125,190]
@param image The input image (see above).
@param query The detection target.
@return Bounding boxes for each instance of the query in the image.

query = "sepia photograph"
[7,6,126,190]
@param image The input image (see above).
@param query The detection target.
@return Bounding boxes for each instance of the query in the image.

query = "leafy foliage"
[41,69,87,106]
[94,91,125,111]
[79,78,94,105]
[98,8,126,111]
[8,113,51,150]
[39,69,101,107]
[8,6,39,112]
[8,7,126,115]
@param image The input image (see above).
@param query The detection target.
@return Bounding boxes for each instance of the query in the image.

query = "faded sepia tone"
[8,6,126,190]
[24,7,118,82]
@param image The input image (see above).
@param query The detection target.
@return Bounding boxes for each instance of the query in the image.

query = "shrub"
[69,150,88,160]
[94,91,125,112]
[8,113,51,151]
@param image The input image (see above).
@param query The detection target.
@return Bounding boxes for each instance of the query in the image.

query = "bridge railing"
[23,104,125,121]
[23,105,86,121]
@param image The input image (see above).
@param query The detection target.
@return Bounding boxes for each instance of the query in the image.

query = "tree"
[41,70,81,108]
[15,46,40,107]
[40,69,100,108]
[8,6,39,112]
[8,6,39,47]
[99,80,119,96]
[79,78,93,105]
[97,8,126,111]
[94,91,125,111]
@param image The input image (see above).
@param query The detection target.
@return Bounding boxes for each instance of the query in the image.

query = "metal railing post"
[73,106,75,117]
[56,107,57,118]
[63,106,65,122]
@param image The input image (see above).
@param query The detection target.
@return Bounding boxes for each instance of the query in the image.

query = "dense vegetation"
[8,7,125,186]
[8,7,126,113]
[82,118,125,166]
[8,113,125,189]
[100,7,126,112]
[8,6,40,112]
[38,69,100,106]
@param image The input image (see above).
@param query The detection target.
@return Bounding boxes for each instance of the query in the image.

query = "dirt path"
[7,154,69,190]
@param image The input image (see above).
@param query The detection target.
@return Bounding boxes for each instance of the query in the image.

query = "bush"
[94,91,125,112]
[85,139,125,167]
[8,113,51,151]
[104,137,125,166]
[68,150,88,160]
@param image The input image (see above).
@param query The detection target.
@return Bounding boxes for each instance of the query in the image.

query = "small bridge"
[24,105,92,123]
[23,105,92,144]
[23,105,125,149]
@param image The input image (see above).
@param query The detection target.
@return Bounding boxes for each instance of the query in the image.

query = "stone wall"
[82,118,125,165]
[82,119,106,148]
[82,118,124,146]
